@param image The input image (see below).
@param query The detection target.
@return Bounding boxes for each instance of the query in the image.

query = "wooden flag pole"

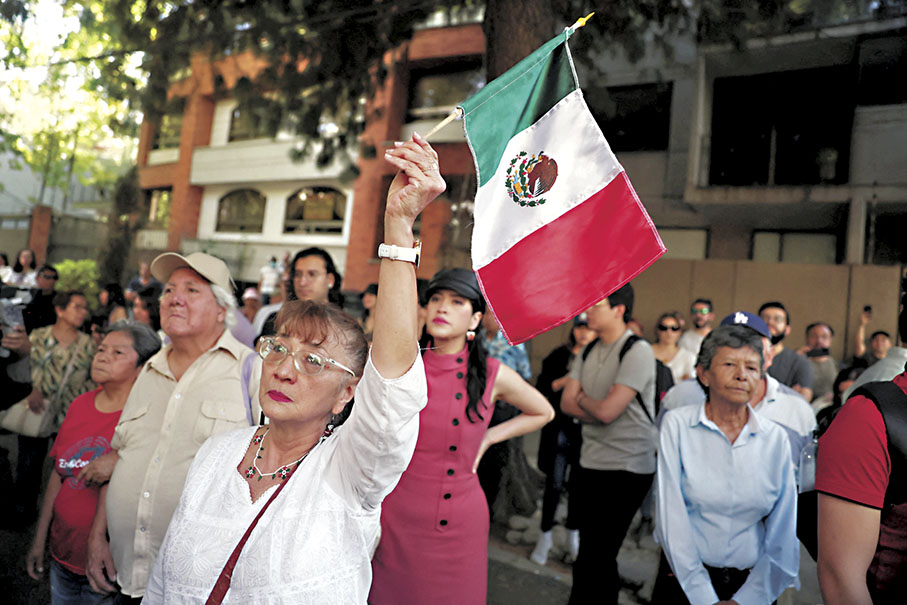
[423,107,463,141]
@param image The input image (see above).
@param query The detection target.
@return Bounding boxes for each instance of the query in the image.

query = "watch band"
[377,241,422,268]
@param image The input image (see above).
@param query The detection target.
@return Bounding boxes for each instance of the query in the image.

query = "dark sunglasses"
[657,324,681,332]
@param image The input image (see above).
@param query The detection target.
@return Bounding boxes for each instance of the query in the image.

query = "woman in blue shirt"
[653,325,799,604]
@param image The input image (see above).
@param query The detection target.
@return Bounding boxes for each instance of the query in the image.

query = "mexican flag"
[459,26,665,344]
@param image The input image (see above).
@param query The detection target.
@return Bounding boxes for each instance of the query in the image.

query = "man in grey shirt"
[561,283,655,605]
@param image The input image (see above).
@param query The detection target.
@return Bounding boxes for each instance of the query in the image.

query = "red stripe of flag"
[475,172,665,344]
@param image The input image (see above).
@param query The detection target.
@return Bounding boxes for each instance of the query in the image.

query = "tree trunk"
[483,0,559,80]
[465,0,565,526]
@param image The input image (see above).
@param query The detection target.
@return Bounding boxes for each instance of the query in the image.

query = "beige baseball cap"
[150,252,234,292]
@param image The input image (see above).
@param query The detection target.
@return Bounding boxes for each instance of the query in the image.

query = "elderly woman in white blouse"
[144,133,445,604]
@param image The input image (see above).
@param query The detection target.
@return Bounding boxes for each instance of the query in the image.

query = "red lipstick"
[268,390,291,402]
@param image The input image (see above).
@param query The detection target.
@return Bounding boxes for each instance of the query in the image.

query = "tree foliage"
[0,1,138,204]
[0,0,875,170]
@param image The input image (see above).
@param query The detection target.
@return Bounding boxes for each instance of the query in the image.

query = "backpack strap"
[852,382,907,507]
[581,338,599,362]
[616,335,653,424]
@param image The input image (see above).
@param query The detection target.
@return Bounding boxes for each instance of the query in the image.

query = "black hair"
[817,364,870,431]
[136,286,162,331]
[0,252,8,266]
[53,290,85,310]
[899,296,907,344]
[806,322,835,337]
[870,330,891,341]
[102,283,127,308]
[37,264,57,278]
[420,324,489,424]
[691,298,712,312]
[13,248,36,273]
[288,247,343,307]
[416,278,430,307]
[654,311,683,343]
[758,301,790,324]
[607,283,634,323]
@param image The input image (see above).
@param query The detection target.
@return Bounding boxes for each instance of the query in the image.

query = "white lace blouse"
[144,351,427,604]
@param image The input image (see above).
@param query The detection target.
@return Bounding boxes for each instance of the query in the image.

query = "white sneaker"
[530,530,553,565]
[566,529,580,563]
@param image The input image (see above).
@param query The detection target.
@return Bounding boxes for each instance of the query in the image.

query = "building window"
[284,187,346,234]
[216,189,266,233]
[589,82,673,152]
[228,101,279,142]
[407,60,485,122]
[709,66,855,186]
[752,231,837,264]
[868,202,907,265]
[147,189,172,229]
[857,35,907,106]
[151,114,183,150]
[659,228,708,260]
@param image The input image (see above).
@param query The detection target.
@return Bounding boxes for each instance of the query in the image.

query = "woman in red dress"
[370,268,553,604]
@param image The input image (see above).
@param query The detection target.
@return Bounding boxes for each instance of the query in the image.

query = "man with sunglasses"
[23,264,60,332]
[85,252,258,603]
[678,298,715,356]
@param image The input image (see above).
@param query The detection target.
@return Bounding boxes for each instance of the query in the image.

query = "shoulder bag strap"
[205,477,291,604]
[50,340,83,409]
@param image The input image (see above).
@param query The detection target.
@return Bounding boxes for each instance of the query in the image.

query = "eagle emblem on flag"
[504,151,558,207]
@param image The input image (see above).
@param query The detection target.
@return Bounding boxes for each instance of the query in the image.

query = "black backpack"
[581,334,674,423]
[797,381,907,561]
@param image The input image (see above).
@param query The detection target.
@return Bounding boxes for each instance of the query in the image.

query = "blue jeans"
[49,559,120,605]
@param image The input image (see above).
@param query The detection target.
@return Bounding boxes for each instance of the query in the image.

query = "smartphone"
[864,305,873,315]
[806,347,830,358]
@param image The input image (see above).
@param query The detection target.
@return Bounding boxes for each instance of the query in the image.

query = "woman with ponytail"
[370,268,553,605]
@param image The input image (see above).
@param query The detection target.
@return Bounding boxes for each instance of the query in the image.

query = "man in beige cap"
[85,252,258,602]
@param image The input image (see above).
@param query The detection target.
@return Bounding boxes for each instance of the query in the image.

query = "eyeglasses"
[258,336,355,377]
[657,324,681,332]
[692,308,711,315]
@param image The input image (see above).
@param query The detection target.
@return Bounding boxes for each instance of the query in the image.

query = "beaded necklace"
[244,425,331,481]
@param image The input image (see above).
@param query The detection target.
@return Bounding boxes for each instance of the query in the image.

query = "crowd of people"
[1,135,905,605]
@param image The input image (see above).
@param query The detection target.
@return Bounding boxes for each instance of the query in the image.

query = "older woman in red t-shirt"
[26,321,160,603]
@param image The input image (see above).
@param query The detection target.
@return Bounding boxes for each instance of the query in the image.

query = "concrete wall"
[526,259,903,377]
[47,213,109,265]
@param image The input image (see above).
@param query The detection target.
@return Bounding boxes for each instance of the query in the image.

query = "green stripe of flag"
[459,31,577,188]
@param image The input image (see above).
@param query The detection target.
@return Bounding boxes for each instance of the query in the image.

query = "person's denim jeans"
[49,559,120,605]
